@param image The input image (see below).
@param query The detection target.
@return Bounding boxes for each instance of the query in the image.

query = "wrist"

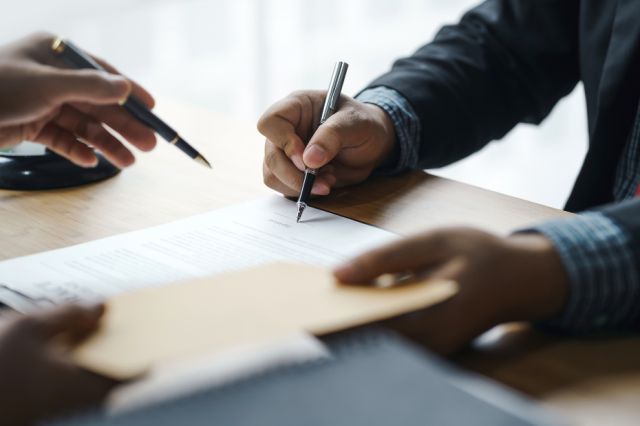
[363,103,397,170]
[501,234,569,322]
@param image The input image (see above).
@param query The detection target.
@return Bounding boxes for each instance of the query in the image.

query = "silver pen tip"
[296,203,306,223]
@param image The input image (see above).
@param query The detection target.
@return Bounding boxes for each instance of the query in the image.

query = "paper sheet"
[0,196,397,311]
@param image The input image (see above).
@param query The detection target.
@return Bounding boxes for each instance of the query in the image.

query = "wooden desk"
[1,100,638,425]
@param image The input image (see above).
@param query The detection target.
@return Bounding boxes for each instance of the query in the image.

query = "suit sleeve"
[364,0,581,168]
[523,199,640,332]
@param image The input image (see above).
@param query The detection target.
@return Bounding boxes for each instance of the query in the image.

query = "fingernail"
[334,262,356,280]
[304,145,327,167]
[291,153,305,171]
[81,302,106,316]
[106,74,128,85]
[83,157,99,168]
[107,75,131,98]
[323,174,337,187]
[311,182,330,195]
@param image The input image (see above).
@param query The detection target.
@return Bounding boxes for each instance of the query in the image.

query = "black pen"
[51,37,211,169]
[296,61,348,222]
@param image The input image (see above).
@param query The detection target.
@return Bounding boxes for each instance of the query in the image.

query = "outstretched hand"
[0,32,157,168]
[0,304,118,425]
[334,228,569,354]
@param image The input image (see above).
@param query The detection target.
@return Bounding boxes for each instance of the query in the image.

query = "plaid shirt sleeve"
[355,87,421,175]
[524,212,640,332]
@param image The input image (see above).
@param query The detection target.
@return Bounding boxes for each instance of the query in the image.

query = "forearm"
[522,202,640,332]
[362,0,580,168]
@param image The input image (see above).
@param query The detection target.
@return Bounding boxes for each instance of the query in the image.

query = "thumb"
[303,113,355,169]
[21,304,105,340]
[334,233,449,284]
[46,69,131,105]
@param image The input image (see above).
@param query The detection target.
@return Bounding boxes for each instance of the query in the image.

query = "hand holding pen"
[257,65,397,219]
[296,61,348,221]
[52,37,211,168]
[0,33,157,169]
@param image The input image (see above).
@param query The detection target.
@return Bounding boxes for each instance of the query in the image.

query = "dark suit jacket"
[367,0,640,258]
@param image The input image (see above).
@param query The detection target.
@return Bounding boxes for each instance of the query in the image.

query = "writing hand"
[257,90,396,197]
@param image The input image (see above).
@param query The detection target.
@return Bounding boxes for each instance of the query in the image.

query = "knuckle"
[318,122,340,141]
[77,70,111,94]
[73,116,90,137]
[50,129,73,155]
[256,114,270,135]
[280,138,297,157]
[288,90,306,99]
[287,92,312,112]
[343,105,361,122]
[264,149,278,169]
[263,168,277,188]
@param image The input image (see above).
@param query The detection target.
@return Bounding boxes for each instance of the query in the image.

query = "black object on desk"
[0,149,119,190]
[56,329,563,426]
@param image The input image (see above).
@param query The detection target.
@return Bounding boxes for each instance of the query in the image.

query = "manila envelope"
[73,262,458,380]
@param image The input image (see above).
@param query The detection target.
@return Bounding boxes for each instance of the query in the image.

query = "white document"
[0,196,396,311]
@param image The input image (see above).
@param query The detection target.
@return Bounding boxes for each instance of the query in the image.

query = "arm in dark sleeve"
[365,0,581,168]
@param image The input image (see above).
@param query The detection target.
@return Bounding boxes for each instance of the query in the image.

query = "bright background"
[3,0,587,208]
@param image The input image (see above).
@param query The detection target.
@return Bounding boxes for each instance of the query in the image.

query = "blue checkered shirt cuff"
[523,212,640,332]
[355,87,420,175]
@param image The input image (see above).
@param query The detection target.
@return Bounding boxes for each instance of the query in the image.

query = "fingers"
[17,304,105,341]
[25,33,154,109]
[263,141,332,196]
[334,231,451,283]
[263,142,303,197]
[257,95,308,170]
[44,363,118,411]
[302,103,368,169]
[36,123,98,167]
[259,91,380,195]
[89,54,155,108]
[302,123,342,169]
[46,106,137,168]
[329,164,374,188]
[30,362,117,423]
[30,34,155,109]
[45,68,131,106]
[71,103,156,152]
[382,297,475,355]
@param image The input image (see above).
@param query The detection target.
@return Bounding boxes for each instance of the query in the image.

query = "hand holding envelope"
[72,262,458,380]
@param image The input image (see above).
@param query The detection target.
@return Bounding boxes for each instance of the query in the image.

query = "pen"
[296,61,348,222]
[51,37,211,169]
